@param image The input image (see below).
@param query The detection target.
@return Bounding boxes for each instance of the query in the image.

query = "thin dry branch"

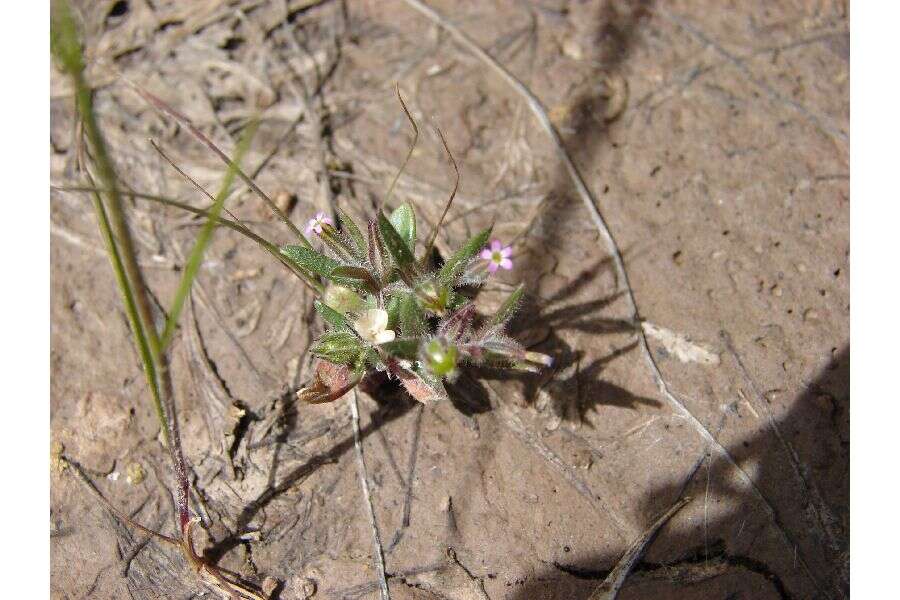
[64,455,181,547]
[350,390,391,600]
[588,496,690,600]
[401,2,826,594]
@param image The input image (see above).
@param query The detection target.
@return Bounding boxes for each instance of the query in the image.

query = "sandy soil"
[50,1,849,598]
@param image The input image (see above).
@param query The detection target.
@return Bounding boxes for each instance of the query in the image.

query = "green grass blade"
[52,0,162,356]
[52,0,170,441]
[53,185,321,292]
[88,184,168,441]
[159,120,259,351]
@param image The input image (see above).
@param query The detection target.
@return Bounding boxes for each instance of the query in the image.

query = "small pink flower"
[305,212,333,235]
[479,240,513,273]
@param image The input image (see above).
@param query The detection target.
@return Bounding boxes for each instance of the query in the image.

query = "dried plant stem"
[54,0,192,530]
[64,455,180,546]
[128,82,311,248]
[588,497,690,600]
[402,2,825,594]
[53,184,320,291]
[384,85,419,210]
[350,391,391,600]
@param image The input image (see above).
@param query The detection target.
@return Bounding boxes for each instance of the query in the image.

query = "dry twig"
[588,497,690,600]
[401,1,825,594]
[350,390,391,600]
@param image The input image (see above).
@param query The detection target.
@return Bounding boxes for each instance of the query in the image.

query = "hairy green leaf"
[490,283,525,326]
[280,245,362,289]
[398,292,425,336]
[385,293,401,331]
[311,330,364,365]
[381,338,422,360]
[378,211,415,272]
[314,300,350,330]
[337,208,367,259]
[438,226,492,285]
[390,202,416,253]
[281,245,339,278]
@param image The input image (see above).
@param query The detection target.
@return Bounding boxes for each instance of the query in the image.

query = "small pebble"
[231,268,262,281]
[290,575,318,599]
[50,440,67,473]
[273,190,295,216]
[562,38,584,60]
[262,576,279,597]
[803,308,820,322]
[126,462,145,485]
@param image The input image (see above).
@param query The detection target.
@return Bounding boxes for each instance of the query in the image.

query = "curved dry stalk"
[64,455,180,547]
[588,497,690,600]
[383,84,419,210]
[350,390,391,600]
[421,127,459,264]
[53,184,321,292]
[149,138,248,228]
[401,1,826,595]
[126,81,312,248]
[64,456,269,599]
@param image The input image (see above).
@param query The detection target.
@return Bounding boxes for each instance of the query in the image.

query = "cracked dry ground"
[50,1,849,599]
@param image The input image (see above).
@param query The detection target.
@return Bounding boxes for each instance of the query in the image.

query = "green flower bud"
[323,284,364,314]
[417,279,450,315]
[423,338,458,377]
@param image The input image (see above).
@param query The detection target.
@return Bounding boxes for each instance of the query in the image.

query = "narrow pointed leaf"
[311,330,365,365]
[330,265,380,293]
[378,211,415,272]
[381,338,422,360]
[389,202,416,253]
[280,245,362,289]
[438,226,492,285]
[368,220,390,281]
[314,300,350,330]
[337,208,367,259]
[490,283,525,326]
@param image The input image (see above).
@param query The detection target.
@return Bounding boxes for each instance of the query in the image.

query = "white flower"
[354,308,395,344]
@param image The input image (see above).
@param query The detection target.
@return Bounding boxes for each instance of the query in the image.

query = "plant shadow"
[505,346,849,599]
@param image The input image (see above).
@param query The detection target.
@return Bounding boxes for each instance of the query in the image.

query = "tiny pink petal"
[490,240,503,252]
[487,261,500,273]
[479,248,493,260]
[499,258,513,270]
[500,246,513,258]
